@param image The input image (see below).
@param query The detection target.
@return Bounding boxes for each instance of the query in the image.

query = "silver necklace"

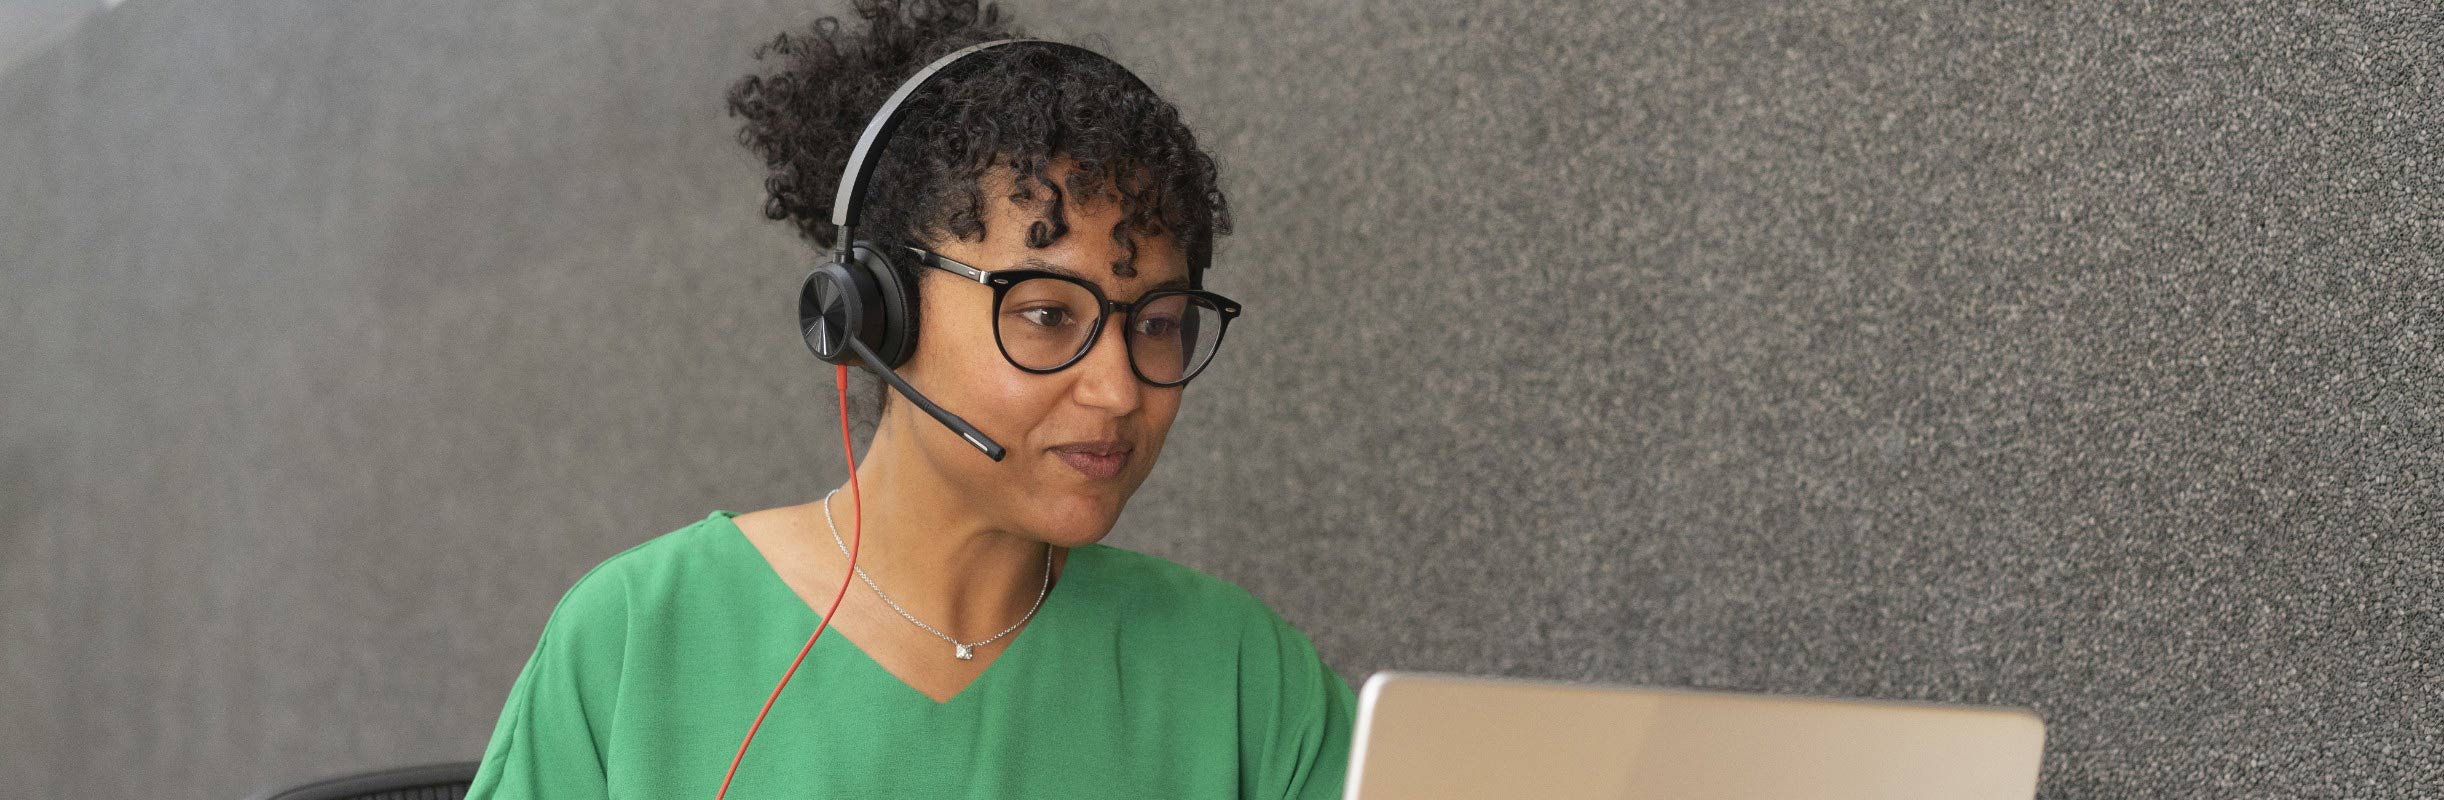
[821,488,1052,661]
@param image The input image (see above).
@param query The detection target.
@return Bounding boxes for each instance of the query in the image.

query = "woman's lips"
[1052,447,1130,480]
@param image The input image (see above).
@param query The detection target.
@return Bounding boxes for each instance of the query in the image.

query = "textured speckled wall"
[1,0,2435,797]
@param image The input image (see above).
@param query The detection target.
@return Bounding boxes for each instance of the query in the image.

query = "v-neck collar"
[709,509,1083,707]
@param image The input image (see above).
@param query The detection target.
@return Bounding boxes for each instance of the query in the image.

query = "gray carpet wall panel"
[1,0,2435,797]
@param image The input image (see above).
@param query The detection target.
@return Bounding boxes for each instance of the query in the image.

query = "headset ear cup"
[799,258,872,366]
[852,242,919,369]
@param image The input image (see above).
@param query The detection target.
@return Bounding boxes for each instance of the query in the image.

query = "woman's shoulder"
[1074,543,1352,717]
[536,510,741,627]
[1071,542,1314,641]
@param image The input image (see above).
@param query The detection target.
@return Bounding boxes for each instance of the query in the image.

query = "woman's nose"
[1069,313,1143,415]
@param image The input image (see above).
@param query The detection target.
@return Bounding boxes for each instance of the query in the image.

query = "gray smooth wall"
[1,1,2436,798]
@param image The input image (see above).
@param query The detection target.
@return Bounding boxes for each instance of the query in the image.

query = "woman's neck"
[820,415,1059,637]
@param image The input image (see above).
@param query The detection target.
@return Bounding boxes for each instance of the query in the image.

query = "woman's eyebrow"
[1016,257,1190,290]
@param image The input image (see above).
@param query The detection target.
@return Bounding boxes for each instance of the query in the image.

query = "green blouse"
[466,509,1356,799]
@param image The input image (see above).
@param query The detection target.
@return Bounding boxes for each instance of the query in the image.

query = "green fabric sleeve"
[465,563,631,800]
[1244,604,1359,800]
[1285,664,1359,800]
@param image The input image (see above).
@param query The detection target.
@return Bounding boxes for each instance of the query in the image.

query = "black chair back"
[242,761,477,800]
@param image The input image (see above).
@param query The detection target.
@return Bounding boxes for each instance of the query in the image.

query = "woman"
[463,1,1355,798]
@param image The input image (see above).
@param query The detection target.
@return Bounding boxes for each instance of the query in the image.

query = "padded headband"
[824,38,1205,281]
[829,38,1156,232]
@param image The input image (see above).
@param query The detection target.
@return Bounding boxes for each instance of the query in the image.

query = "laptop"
[1342,671,2046,800]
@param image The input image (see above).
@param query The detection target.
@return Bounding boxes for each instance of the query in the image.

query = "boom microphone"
[838,333,1007,461]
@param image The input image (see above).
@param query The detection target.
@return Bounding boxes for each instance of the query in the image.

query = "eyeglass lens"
[997,277,1225,384]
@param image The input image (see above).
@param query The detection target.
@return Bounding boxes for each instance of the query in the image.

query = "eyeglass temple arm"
[905,246,991,283]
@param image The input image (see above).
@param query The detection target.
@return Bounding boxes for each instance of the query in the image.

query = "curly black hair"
[725,0,1230,435]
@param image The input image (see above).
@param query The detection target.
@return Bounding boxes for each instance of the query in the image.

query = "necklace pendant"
[953,643,975,660]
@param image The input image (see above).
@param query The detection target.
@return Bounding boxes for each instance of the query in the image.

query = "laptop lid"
[1343,671,2046,800]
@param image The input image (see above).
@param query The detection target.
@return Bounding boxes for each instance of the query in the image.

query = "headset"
[718,38,1174,799]
[796,37,1200,463]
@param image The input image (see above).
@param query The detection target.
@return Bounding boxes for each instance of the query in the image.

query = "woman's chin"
[1025,495,1125,546]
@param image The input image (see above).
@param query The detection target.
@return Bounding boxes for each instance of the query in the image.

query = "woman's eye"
[1018,307,1072,327]
[1135,316,1178,337]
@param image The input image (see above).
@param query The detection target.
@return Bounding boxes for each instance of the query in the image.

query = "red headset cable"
[714,363,864,799]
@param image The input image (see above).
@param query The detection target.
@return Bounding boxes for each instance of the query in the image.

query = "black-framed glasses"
[903,246,1242,387]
